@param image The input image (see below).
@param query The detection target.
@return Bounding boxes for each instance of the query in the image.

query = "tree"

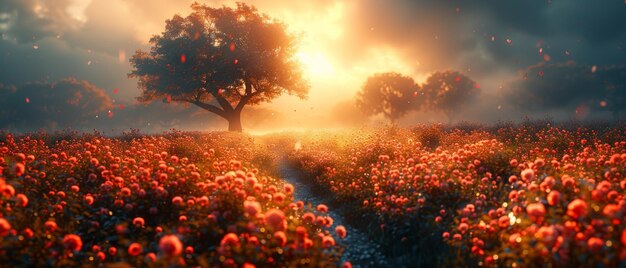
[422,71,479,123]
[129,3,308,132]
[0,78,113,131]
[356,72,421,123]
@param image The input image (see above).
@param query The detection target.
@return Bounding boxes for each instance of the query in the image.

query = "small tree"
[129,3,308,131]
[356,72,421,123]
[422,71,479,123]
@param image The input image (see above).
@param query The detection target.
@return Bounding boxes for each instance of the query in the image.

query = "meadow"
[1,121,625,267]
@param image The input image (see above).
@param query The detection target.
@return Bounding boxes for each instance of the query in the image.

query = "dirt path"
[278,159,389,268]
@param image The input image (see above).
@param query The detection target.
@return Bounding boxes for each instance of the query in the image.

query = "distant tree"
[356,72,421,123]
[0,78,113,131]
[129,3,308,132]
[422,71,480,123]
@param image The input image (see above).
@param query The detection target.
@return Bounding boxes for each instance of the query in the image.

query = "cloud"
[503,62,626,119]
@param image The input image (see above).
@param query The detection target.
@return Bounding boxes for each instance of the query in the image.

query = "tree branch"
[187,100,228,118]
[210,91,234,112]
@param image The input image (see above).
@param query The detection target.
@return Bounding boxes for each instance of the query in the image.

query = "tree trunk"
[227,111,243,132]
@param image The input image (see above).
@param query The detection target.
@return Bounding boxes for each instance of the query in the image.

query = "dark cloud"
[503,62,626,119]
[0,0,82,42]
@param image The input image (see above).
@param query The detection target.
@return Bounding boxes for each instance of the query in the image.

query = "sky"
[0,0,625,133]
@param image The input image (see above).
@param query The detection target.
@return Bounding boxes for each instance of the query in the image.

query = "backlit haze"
[1,0,625,133]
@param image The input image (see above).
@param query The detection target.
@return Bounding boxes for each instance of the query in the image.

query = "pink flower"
[159,235,183,257]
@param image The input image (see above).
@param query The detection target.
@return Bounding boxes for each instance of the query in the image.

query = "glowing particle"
[491,36,495,42]
[508,212,516,225]
[506,38,512,45]
[33,44,39,50]
[591,65,597,73]
[600,101,607,107]
[234,59,238,64]
[218,89,225,95]
[118,50,126,62]
[87,60,92,66]
[538,70,544,77]
[539,48,543,54]
[474,83,481,89]
[108,110,114,118]
[455,76,462,83]
[229,42,236,52]
[113,88,119,94]
[180,54,186,63]
[543,54,551,61]
[497,105,502,110]
[119,104,125,109]
[565,50,571,56]
[25,98,30,103]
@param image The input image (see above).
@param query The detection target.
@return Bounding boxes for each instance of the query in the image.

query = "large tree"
[356,72,421,123]
[422,71,479,123]
[129,3,308,131]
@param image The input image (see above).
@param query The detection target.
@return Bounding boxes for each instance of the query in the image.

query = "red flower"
[159,235,183,257]
[220,233,240,247]
[0,218,11,236]
[128,243,142,257]
[335,225,347,239]
[264,209,286,231]
[62,234,83,252]
[567,199,588,219]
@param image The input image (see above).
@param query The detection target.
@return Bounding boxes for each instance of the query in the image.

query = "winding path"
[278,159,389,267]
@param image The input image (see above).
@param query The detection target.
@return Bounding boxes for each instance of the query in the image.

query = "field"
[1,122,625,267]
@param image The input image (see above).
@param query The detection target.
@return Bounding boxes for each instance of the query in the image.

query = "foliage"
[129,3,308,131]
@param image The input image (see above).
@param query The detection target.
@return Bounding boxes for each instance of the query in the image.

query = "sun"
[295,51,334,78]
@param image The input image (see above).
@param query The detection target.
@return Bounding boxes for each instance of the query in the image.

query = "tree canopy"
[129,3,308,131]
[421,71,480,122]
[356,72,421,123]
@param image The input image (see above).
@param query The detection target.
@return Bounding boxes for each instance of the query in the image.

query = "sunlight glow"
[295,51,334,78]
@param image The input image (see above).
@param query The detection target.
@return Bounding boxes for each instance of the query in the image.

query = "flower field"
[0,131,346,267]
[1,123,625,267]
[288,123,626,267]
